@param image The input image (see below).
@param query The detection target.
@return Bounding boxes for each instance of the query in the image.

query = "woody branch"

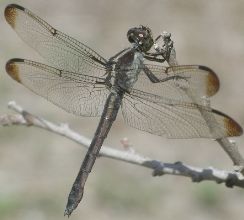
[0,101,244,189]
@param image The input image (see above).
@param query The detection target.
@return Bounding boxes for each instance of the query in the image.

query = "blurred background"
[1,0,244,219]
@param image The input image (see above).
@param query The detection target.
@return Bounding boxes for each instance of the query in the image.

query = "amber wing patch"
[224,116,243,137]
[5,59,22,83]
[213,109,243,137]
[207,71,220,97]
[5,5,18,28]
[198,66,220,97]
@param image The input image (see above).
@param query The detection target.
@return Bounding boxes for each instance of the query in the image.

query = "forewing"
[5,4,107,76]
[138,64,220,102]
[6,58,109,117]
[122,89,242,138]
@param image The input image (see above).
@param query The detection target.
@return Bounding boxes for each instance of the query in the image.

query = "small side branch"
[153,31,244,171]
[1,101,244,188]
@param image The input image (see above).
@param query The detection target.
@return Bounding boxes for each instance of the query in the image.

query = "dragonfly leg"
[144,54,166,63]
[143,64,161,82]
[143,64,190,84]
[160,75,190,83]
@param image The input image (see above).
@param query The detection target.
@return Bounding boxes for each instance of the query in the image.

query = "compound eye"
[128,33,134,43]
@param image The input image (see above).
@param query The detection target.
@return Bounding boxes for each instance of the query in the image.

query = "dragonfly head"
[127,25,154,52]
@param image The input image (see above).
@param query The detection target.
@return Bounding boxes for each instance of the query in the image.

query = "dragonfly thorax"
[114,49,144,92]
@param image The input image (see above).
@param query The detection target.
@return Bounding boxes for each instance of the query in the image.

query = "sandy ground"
[0,0,244,219]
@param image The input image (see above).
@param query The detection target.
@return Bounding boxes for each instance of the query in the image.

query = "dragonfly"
[5,4,243,216]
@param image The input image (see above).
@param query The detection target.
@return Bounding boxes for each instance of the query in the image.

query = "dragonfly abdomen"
[65,91,122,216]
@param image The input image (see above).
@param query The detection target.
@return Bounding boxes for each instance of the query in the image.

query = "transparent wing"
[6,58,109,117]
[138,64,220,102]
[122,89,242,138]
[5,4,107,76]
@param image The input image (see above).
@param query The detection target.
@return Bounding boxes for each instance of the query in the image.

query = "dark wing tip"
[6,4,25,10]
[213,109,243,137]
[5,4,25,10]
[4,4,24,28]
[5,58,24,83]
[199,65,220,96]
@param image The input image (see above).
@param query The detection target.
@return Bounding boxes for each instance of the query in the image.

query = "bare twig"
[1,101,244,188]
